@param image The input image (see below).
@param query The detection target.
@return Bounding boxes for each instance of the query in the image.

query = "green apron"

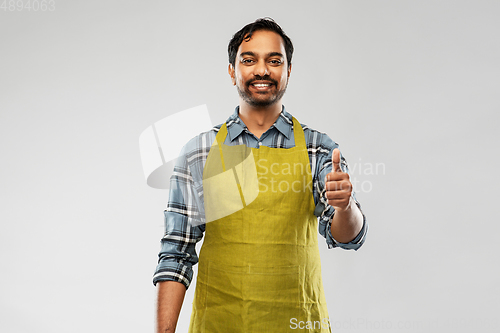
[188,117,331,332]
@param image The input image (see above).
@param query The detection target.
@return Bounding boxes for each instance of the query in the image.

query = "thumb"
[331,148,342,173]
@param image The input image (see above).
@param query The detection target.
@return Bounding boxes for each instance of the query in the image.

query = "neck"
[238,102,282,139]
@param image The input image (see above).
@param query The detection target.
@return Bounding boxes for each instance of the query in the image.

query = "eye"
[269,59,282,65]
[241,58,254,64]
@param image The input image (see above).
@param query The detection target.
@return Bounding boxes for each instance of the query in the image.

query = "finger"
[325,191,351,201]
[325,180,352,192]
[332,148,342,173]
[326,171,348,182]
[325,191,351,204]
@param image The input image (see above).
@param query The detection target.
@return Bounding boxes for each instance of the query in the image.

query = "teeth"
[253,83,270,87]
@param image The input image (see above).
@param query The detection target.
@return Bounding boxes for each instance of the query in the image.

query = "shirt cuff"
[322,201,367,251]
[152,259,193,289]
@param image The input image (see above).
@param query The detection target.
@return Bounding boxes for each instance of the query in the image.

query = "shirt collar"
[225,105,293,142]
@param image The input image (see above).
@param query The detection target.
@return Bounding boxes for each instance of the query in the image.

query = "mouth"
[249,81,275,91]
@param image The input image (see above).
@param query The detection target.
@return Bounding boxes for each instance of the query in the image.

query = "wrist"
[332,197,353,216]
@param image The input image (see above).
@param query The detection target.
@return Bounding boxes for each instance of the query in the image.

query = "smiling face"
[229,30,292,109]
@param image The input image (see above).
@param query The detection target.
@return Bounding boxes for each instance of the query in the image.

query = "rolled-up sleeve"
[153,210,204,288]
[320,200,367,250]
[315,139,368,251]
[153,141,205,289]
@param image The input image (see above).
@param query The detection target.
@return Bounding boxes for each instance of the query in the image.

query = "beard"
[236,76,288,108]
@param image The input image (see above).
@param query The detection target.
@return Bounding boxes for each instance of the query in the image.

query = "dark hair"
[228,17,294,69]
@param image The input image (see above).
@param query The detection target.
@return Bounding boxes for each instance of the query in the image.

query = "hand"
[324,148,352,212]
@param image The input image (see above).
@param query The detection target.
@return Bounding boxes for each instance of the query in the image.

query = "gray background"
[1,0,499,332]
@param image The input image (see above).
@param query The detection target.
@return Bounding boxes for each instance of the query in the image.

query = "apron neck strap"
[291,117,306,148]
[215,122,229,145]
[215,115,306,148]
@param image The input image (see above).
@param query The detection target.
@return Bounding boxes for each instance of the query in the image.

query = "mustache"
[246,75,278,86]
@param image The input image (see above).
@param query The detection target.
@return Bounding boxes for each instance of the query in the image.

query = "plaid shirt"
[153,106,367,288]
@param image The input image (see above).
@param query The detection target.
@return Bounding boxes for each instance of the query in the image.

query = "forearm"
[156,281,186,333]
[330,200,363,243]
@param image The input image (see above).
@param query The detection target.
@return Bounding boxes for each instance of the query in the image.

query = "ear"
[287,63,292,78]
[228,64,236,85]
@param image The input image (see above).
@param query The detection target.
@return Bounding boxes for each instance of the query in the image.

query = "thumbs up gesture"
[325,148,352,212]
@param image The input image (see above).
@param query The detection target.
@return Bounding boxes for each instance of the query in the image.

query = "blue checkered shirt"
[153,106,367,288]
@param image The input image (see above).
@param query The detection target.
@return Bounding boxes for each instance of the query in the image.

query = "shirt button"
[258,142,262,146]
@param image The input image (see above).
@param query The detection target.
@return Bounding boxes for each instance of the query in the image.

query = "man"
[154,18,367,333]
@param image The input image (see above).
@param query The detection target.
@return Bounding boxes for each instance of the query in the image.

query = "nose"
[253,60,270,77]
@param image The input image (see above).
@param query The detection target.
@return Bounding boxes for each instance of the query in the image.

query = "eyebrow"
[239,51,284,58]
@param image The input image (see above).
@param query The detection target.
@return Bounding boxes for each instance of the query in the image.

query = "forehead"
[237,30,286,56]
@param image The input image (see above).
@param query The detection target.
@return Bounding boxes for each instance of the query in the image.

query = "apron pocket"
[243,265,300,332]
[204,262,246,332]
[204,263,301,332]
